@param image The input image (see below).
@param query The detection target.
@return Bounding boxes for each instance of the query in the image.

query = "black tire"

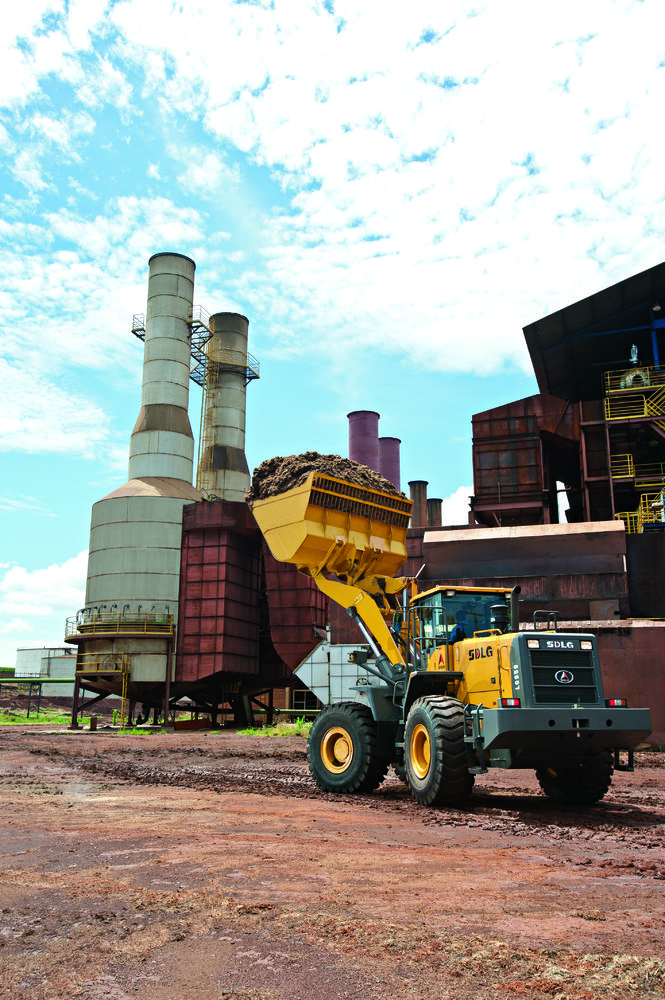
[404,696,474,806]
[307,702,389,794]
[536,749,614,806]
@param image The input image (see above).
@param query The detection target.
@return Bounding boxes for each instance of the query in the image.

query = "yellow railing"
[66,613,174,638]
[207,346,260,379]
[616,491,665,533]
[615,511,639,533]
[634,461,665,485]
[605,365,665,394]
[76,652,130,674]
[609,455,665,484]
[638,491,665,528]
[610,454,635,479]
[605,395,650,420]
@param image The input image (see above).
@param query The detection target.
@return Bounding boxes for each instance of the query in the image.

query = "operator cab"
[408,586,513,665]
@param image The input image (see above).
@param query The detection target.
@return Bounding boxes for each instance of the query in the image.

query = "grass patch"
[0,706,72,726]
[236,717,313,738]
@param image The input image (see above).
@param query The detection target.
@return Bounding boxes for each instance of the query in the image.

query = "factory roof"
[523,260,665,403]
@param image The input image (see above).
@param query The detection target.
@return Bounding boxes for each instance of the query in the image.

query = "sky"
[1,0,664,667]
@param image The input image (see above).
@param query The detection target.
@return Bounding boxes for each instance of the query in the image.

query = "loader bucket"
[250,472,412,583]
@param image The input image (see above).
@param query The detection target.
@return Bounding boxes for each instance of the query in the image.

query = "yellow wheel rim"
[320,726,354,773]
[410,723,431,779]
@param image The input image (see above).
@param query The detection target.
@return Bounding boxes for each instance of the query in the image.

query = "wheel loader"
[251,471,652,807]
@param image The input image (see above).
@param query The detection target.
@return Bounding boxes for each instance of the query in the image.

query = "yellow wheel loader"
[251,472,652,808]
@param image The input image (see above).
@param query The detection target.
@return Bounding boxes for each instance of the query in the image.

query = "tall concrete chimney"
[197,312,252,501]
[75,252,202,722]
[128,252,196,482]
[348,410,380,471]
[409,480,428,528]
[378,436,401,490]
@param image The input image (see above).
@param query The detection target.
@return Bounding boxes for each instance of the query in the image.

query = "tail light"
[606,698,628,707]
[499,698,520,707]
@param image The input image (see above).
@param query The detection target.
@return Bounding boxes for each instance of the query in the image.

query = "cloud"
[441,485,473,526]
[2,0,665,387]
[0,358,112,458]
[171,145,239,198]
[0,494,55,515]
[0,550,87,667]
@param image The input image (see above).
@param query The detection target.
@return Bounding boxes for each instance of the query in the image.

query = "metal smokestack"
[129,252,196,483]
[348,410,380,471]
[197,311,253,501]
[427,497,443,527]
[378,436,401,490]
[409,480,428,528]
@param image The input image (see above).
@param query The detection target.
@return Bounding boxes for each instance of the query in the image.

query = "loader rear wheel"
[536,749,614,806]
[404,696,474,806]
[308,703,388,794]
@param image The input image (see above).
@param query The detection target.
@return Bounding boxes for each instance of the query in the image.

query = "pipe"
[510,586,522,632]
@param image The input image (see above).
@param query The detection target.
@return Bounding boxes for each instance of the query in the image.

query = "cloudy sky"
[1,0,664,666]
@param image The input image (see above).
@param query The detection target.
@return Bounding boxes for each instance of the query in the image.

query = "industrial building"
[64,254,663,741]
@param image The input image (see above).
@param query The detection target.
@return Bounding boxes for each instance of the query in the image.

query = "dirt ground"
[0,726,663,1000]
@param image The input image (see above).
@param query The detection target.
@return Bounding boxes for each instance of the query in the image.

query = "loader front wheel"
[536,749,614,806]
[308,703,388,794]
[405,696,474,806]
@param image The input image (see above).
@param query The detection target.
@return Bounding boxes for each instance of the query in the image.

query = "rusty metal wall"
[626,534,665,618]
[261,542,328,672]
[176,500,261,683]
[559,622,664,745]
[471,394,579,527]
[176,500,329,692]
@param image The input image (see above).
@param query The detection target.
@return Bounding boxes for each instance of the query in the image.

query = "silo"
[69,253,201,714]
[379,436,401,490]
[196,311,256,501]
[348,410,380,470]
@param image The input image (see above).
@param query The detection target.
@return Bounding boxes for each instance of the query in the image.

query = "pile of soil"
[247,451,403,502]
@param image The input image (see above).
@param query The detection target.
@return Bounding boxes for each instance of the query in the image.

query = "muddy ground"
[0,727,663,1000]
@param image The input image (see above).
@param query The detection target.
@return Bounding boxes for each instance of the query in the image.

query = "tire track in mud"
[19,738,665,854]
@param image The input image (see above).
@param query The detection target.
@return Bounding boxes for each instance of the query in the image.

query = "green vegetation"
[0,706,71,726]
[236,717,313,738]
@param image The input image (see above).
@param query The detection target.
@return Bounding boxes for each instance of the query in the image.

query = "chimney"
[427,498,443,527]
[197,311,252,501]
[409,480,428,528]
[128,252,196,483]
[378,436,401,491]
[348,410,380,471]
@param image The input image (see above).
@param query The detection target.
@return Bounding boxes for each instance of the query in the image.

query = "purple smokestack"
[348,410,380,471]
[379,436,401,491]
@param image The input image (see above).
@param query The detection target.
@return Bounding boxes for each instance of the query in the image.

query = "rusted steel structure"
[175,499,327,724]
[471,261,665,532]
